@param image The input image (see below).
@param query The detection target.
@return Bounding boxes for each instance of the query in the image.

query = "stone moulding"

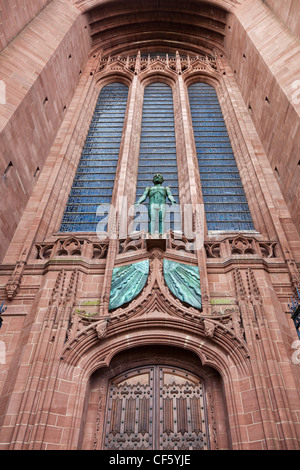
[61,312,251,378]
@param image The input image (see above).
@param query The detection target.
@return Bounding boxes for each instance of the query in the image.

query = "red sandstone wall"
[263,0,300,38]
[0,0,52,51]
[0,0,91,262]
[225,0,300,238]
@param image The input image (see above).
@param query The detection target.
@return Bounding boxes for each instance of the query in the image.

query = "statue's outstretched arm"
[166,187,177,205]
[135,187,150,205]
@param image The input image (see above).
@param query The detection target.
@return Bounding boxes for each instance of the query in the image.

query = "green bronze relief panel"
[109,258,201,312]
[163,259,202,309]
[109,260,150,311]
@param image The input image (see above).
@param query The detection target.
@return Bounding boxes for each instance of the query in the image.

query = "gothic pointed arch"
[61,249,250,377]
[57,308,251,449]
[84,346,226,450]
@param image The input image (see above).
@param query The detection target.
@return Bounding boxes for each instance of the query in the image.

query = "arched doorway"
[104,365,208,450]
[79,346,229,450]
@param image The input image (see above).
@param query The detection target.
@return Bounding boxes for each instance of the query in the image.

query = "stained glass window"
[60,82,129,232]
[140,52,176,58]
[188,82,255,231]
[135,82,180,231]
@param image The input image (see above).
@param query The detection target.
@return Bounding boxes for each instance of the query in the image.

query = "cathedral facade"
[0,0,299,450]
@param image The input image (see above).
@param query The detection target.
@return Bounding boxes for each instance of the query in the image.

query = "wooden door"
[103,365,209,450]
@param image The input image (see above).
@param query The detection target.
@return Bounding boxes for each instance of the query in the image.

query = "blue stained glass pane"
[68,195,112,204]
[136,83,180,231]
[199,160,236,166]
[65,204,103,213]
[60,223,106,233]
[201,180,244,188]
[59,83,128,232]
[70,188,114,197]
[208,221,254,231]
[76,163,117,170]
[205,203,252,213]
[204,195,248,203]
[188,83,254,231]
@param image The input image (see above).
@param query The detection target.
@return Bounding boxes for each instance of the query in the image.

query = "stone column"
[175,72,211,314]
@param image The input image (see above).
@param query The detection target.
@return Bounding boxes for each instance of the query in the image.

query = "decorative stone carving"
[204,320,216,338]
[182,55,219,74]
[93,386,105,450]
[208,387,218,450]
[246,268,265,325]
[62,248,250,368]
[205,242,221,259]
[230,235,256,255]
[205,236,280,259]
[119,231,195,256]
[65,269,79,305]
[36,243,55,260]
[283,248,300,290]
[233,268,248,303]
[57,237,82,256]
[49,268,66,308]
[259,242,278,258]
[97,52,219,80]
[119,232,146,254]
[97,56,135,77]
[6,259,26,300]
[168,231,195,254]
[95,320,108,340]
[92,243,109,260]
[35,237,109,261]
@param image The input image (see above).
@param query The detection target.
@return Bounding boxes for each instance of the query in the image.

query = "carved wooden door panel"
[103,366,209,450]
[104,367,154,450]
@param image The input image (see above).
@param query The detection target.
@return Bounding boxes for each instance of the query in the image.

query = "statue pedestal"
[146,234,167,251]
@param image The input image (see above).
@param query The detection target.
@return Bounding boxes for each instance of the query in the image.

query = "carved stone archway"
[54,299,252,450]
[78,346,230,450]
